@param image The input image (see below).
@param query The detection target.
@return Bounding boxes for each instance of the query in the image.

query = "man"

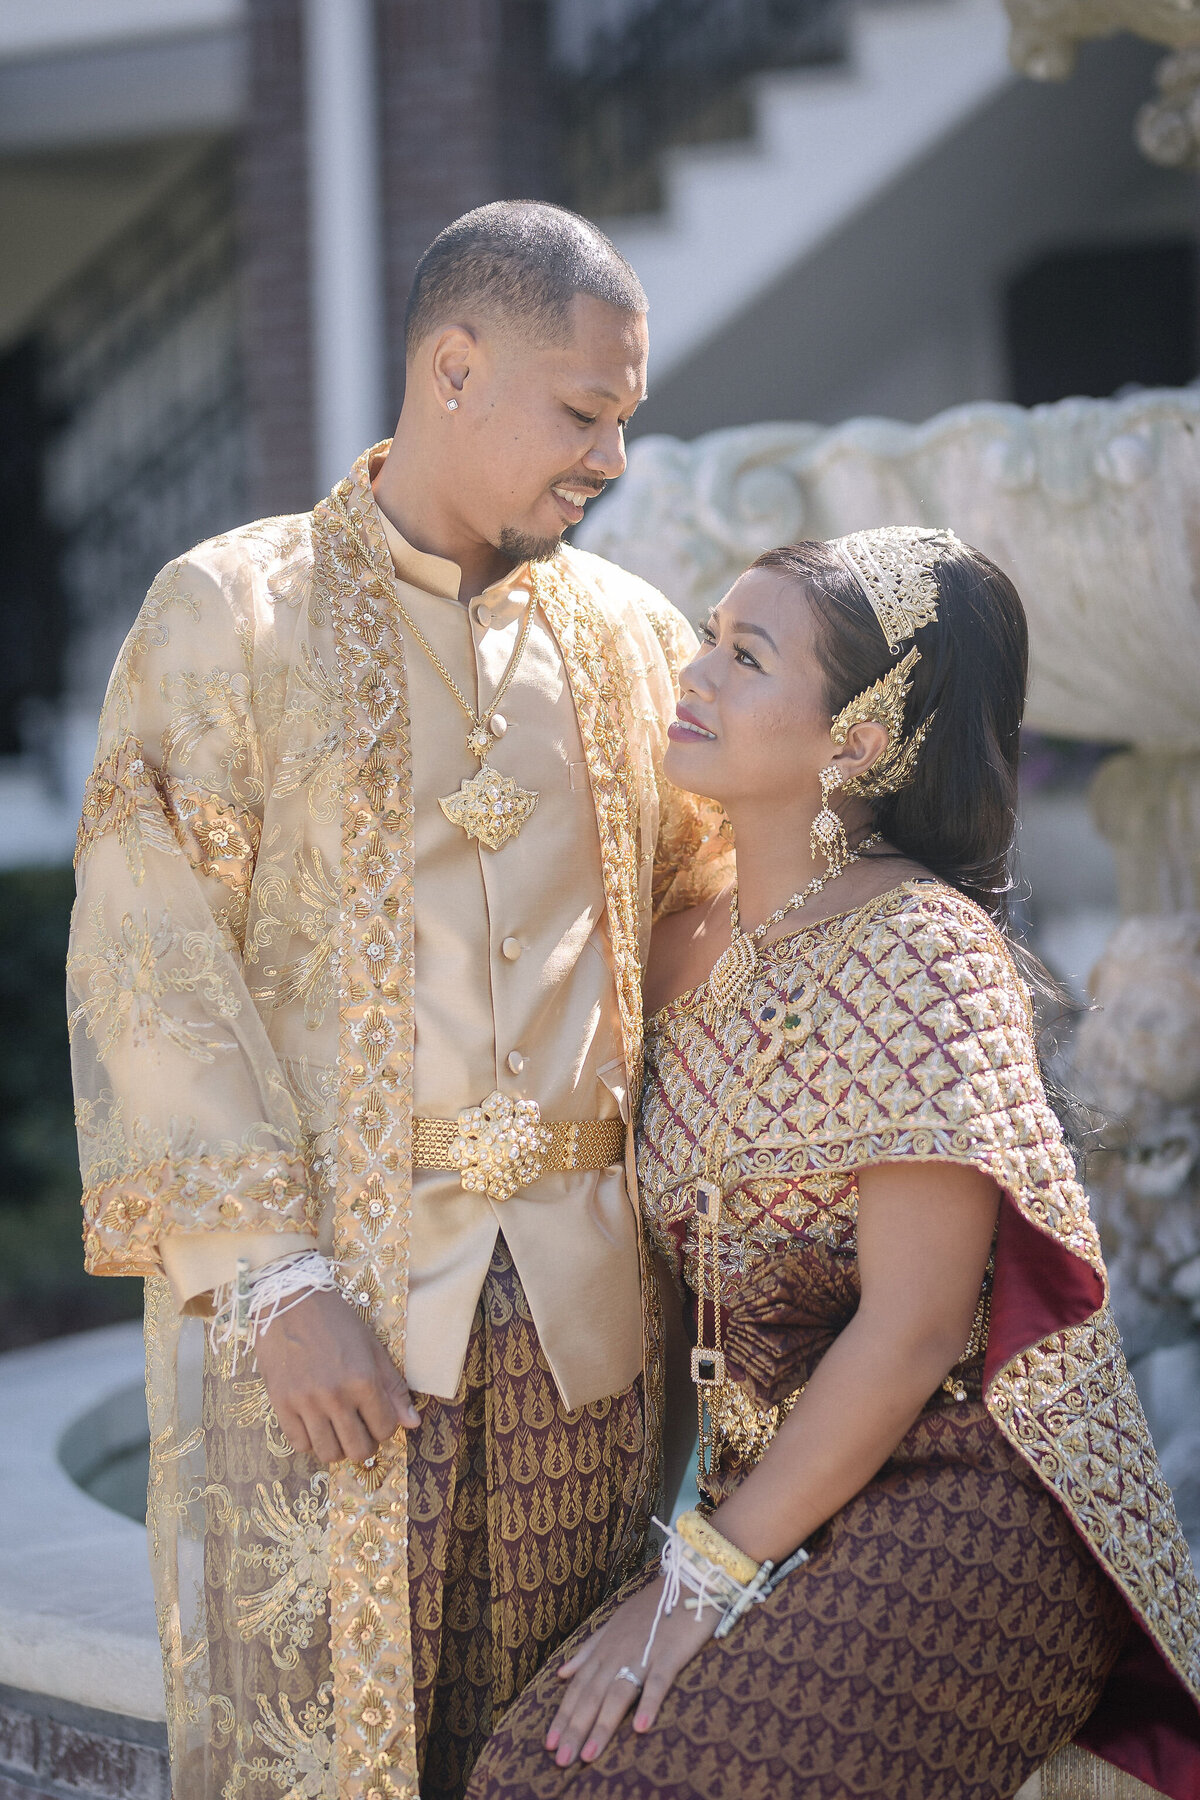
[68,202,727,1800]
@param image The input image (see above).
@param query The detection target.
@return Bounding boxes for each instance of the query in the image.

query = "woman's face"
[665,569,837,813]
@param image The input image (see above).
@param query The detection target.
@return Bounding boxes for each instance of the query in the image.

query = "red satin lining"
[985,1195,1200,1793]
[985,1195,1104,1386]
[1075,1623,1200,1800]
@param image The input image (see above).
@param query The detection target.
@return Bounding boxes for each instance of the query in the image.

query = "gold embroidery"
[246,845,340,1028]
[320,470,420,1800]
[68,906,242,1063]
[273,641,342,822]
[80,1140,313,1277]
[221,1688,336,1800]
[234,1478,331,1668]
[161,666,262,802]
[103,557,202,730]
[639,881,1200,1707]
[533,558,646,1102]
[74,736,179,879]
[164,786,260,885]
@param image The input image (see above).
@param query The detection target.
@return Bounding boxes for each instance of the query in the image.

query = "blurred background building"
[0,0,1196,869]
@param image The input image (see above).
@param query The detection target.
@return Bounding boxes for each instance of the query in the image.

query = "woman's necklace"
[392,583,541,852]
[706,831,883,1018]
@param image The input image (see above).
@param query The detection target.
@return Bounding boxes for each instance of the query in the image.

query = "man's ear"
[431,326,476,408]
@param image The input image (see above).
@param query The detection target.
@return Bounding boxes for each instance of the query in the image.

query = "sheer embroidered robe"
[470,882,1200,1800]
[67,446,729,1800]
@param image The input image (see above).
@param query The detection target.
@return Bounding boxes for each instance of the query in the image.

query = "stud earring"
[810,766,850,875]
[446,398,459,411]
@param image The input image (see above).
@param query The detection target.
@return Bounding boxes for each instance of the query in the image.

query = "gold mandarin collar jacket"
[68,448,727,1799]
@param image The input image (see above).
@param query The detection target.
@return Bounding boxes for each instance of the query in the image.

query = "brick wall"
[238,0,553,517]
[240,0,315,518]
[0,1688,168,1800]
[376,0,553,414]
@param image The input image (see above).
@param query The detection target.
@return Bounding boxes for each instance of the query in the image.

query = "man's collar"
[373,502,463,602]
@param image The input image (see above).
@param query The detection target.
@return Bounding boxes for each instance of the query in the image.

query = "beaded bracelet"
[640,1514,812,1660]
[675,1509,762,1586]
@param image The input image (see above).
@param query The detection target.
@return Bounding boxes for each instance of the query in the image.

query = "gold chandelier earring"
[810,765,850,875]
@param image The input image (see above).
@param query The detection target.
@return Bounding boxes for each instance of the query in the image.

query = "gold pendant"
[707,932,759,1016]
[439,764,539,850]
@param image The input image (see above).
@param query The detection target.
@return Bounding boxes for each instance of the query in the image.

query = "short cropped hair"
[404,200,647,356]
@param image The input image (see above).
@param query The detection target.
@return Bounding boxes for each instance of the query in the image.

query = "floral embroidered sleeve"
[642,597,732,920]
[69,552,318,1280]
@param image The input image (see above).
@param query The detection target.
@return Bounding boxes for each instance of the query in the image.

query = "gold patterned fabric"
[471,880,1200,1800]
[70,444,728,1800]
[158,1241,647,1800]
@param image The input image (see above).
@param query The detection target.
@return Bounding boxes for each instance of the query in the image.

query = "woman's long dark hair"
[750,538,1027,926]
[750,537,1088,1147]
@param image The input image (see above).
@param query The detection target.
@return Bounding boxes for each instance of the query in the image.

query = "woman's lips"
[668,707,716,743]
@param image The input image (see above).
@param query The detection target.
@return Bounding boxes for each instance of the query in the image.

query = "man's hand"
[252,1287,420,1462]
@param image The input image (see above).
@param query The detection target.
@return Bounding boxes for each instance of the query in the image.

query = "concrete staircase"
[602,0,1014,383]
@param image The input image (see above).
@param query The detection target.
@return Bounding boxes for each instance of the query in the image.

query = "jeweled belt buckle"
[448,1090,552,1204]
[691,1347,726,1386]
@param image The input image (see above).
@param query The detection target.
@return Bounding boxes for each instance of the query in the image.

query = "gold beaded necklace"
[389,584,541,851]
[707,832,882,1018]
[347,510,542,850]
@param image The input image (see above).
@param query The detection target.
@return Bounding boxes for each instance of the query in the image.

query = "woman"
[469,529,1200,1799]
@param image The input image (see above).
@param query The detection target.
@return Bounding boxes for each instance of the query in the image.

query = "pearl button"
[501,937,522,961]
[490,713,507,737]
[507,1050,525,1075]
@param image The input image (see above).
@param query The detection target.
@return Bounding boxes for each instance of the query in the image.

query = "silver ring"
[613,1665,644,1689]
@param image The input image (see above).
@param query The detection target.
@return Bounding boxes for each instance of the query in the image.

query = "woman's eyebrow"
[730,621,778,652]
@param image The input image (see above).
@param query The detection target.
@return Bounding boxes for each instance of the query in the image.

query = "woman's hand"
[545,1575,717,1767]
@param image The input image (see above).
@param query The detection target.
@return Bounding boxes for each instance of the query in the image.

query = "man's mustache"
[553,475,608,499]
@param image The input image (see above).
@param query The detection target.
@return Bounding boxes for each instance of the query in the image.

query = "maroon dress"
[469,883,1200,1800]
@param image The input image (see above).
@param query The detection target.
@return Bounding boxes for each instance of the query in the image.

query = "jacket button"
[501,937,522,961]
[507,1051,525,1075]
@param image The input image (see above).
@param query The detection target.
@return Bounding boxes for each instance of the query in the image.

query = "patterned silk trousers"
[407,1239,648,1799]
[194,1240,648,1800]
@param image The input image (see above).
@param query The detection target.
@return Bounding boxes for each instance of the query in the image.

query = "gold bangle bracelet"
[675,1509,761,1587]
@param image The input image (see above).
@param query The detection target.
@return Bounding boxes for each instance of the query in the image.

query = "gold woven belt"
[412,1091,625,1204]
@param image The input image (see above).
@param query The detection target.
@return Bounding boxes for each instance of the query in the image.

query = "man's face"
[441,295,648,561]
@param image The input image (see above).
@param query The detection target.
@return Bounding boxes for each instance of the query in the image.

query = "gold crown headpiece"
[826,526,959,799]
[829,525,957,655]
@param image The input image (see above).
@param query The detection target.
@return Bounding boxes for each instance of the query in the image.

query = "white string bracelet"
[640,1515,812,1665]
[209,1249,341,1372]
[640,1516,766,1662]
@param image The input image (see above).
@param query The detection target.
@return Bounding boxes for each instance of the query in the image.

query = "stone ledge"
[0,1688,167,1800]
[0,1325,162,1721]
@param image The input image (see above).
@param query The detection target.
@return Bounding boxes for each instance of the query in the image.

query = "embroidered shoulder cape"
[641,880,1200,1800]
[67,447,729,1800]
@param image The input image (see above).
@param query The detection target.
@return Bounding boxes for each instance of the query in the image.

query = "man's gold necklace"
[707,831,883,1016]
[390,583,541,852]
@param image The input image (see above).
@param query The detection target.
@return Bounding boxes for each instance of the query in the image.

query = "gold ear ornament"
[831,643,935,802]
